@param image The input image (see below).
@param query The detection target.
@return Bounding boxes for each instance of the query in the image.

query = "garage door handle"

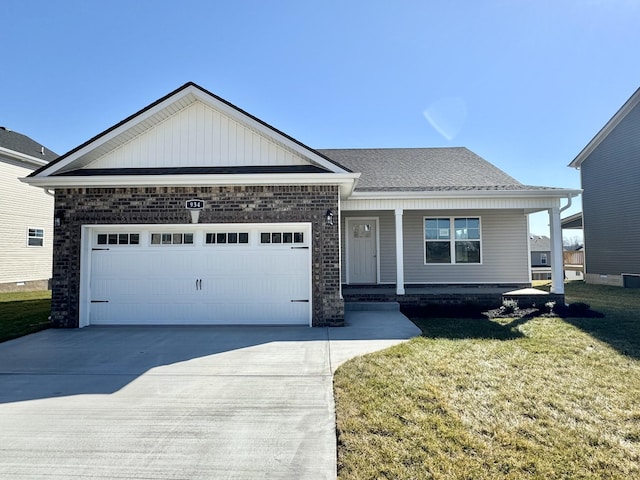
[195,279,202,290]
[291,299,309,303]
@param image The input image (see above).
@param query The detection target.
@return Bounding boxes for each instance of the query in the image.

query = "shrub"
[501,299,519,314]
[545,301,556,314]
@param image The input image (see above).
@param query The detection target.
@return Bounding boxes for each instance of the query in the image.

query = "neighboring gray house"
[529,235,551,281]
[569,87,640,288]
[0,127,58,292]
[24,83,578,328]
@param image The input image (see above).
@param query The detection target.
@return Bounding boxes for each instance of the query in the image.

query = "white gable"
[88,100,311,169]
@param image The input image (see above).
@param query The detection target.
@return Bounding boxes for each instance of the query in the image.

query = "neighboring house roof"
[561,212,583,229]
[529,235,551,252]
[319,147,565,193]
[0,127,58,166]
[569,86,640,168]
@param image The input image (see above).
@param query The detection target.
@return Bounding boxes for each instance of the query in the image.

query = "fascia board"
[34,89,197,177]
[35,84,350,178]
[569,87,640,169]
[21,172,360,197]
[350,188,582,200]
[0,146,49,167]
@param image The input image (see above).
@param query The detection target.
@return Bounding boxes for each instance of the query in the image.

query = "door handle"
[199,279,202,290]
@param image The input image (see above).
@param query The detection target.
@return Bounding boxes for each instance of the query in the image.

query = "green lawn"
[334,283,640,479]
[0,290,52,343]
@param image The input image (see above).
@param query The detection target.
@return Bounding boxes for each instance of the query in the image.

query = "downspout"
[560,194,575,214]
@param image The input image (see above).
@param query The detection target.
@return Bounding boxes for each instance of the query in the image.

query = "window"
[260,232,305,244]
[97,233,140,246]
[540,253,548,265]
[205,232,249,244]
[150,233,194,245]
[424,217,481,264]
[28,228,44,247]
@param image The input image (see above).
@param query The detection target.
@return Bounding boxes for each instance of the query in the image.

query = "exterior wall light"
[325,209,334,226]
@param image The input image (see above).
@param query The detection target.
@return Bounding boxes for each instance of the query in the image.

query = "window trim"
[27,227,45,247]
[423,216,482,265]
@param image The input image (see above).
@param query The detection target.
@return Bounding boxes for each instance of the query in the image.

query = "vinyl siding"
[581,102,640,276]
[404,210,529,284]
[342,209,530,285]
[0,158,53,284]
[88,101,310,169]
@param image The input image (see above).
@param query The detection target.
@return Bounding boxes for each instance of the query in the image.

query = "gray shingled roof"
[318,147,555,192]
[530,235,551,252]
[0,127,58,162]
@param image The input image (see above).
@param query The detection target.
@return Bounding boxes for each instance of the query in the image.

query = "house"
[23,83,579,327]
[0,127,58,292]
[529,235,551,281]
[569,87,640,288]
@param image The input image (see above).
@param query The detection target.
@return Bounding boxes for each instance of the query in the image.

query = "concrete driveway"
[0,307,420,479]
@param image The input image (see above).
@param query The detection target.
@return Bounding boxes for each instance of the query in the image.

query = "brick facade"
[52,185,343,328]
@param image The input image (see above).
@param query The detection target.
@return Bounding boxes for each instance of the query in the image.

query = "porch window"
[424,217,481,264]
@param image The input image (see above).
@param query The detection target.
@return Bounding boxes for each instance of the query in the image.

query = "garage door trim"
[79,223,312,327]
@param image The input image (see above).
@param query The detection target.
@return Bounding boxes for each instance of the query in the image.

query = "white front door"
[347,218,378,284]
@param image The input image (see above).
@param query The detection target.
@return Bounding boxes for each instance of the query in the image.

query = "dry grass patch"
[335,283,640,479]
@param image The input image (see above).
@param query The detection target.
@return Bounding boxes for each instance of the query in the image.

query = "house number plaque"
[186,199,204,210]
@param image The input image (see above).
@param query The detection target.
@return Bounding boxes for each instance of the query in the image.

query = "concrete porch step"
[344,301,400,312]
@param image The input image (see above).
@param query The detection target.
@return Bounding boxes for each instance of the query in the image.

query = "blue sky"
[3,0,639,237]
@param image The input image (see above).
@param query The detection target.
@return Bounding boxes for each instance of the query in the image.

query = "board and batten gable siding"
[341,211,397,283]
[403,210,530,284]
[87,101,311,169]
[581,101,640,278]
[0,158,53,285]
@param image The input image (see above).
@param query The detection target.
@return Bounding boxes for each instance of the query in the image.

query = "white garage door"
[85,224,311,326]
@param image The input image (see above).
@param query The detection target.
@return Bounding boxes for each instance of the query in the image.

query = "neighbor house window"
[540,253,548,265]
[424,217,481,264]
[27,228,44,247]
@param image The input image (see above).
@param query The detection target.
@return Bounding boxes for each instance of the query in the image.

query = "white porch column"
[395,208,405,295]
[549,206,564,294]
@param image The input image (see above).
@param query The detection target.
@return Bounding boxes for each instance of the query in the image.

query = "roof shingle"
[318,147,533,192]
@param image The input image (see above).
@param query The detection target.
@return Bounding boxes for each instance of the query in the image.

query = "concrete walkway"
[0,306,420,479]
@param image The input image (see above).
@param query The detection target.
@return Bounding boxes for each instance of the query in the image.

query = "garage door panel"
[88,225,311,326]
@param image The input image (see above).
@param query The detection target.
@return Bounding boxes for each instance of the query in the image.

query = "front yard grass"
[334,282,640,479]
[0,290,52,343]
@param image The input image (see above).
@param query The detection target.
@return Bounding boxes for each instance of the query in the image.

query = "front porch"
[342,284,565,312]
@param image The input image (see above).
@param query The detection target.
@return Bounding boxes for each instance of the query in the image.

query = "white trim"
[394,209,405,295]
[0,146,49,167]
[423,216,483,265]
[21,172,360,198]
[549,207,565,294]
[26,227,45,248]
[79,222,313,327]
[345,217,380,285]
[341,195,570,213]
[33,84,353,178]
[570,87,640,168]
[349,188,581,199]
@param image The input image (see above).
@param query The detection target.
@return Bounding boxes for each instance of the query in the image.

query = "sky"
[2,0,639,239]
